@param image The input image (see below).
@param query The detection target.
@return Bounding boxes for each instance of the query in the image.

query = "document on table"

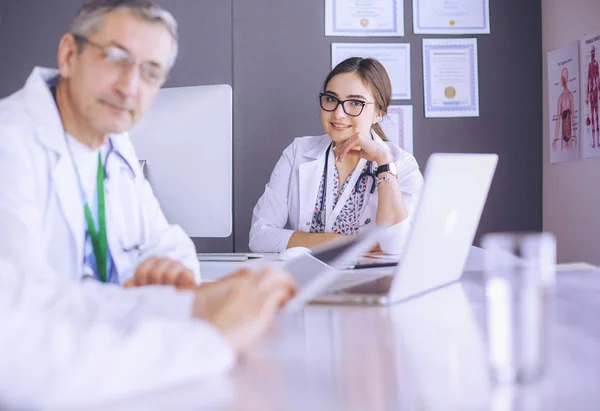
[325,0,404,37]
[413,0,490,34]
[422,38,480,118]
[332,43,411,100]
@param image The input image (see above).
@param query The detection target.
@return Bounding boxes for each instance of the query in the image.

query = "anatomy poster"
[580,31,600,159]
[547,42,580,163]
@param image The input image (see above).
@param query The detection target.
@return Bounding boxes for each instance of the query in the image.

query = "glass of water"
[482,232,556,385]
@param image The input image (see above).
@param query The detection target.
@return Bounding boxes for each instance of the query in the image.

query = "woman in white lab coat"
[249,57,424,254]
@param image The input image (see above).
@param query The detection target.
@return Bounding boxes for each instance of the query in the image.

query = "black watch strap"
[376,163,391,177]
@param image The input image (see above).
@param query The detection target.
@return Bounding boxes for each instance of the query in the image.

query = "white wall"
[542,0,600,264]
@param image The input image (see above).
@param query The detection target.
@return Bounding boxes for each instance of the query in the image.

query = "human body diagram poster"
[580,31,600,159]
[547,42,580,163]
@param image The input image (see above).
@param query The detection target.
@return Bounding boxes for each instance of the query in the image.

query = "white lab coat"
[0,260,235,409]
[0,67,200,284]
[249,134,424,254]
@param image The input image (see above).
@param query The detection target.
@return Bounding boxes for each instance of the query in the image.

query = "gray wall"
[0,0,542,252]
[232,0,543,250]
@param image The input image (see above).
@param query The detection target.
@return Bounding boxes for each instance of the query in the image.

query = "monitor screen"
[129,85,232,237]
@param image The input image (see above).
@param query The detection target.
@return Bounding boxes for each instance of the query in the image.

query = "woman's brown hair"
[322,57,392,141]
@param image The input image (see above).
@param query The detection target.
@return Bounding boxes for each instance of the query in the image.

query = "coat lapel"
[48,145,84,263]
[298,136,331,229]
[24,68,85,263]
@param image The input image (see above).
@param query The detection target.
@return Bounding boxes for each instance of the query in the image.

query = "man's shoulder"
[0,89,38,151]
[0,88,29,127]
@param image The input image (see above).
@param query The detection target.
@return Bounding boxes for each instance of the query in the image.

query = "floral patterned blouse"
[309,161,370,235]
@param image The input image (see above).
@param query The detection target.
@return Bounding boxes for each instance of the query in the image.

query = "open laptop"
[309,153,498,306]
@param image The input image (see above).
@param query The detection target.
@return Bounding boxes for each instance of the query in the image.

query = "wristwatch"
[375,162,398,177]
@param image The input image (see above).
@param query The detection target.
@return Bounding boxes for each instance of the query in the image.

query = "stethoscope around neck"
[316,139,377,227]
[65,138,142,251]
[50,84,136,180]
[51,83,145,254]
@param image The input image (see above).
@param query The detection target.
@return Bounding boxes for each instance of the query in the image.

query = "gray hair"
[71,0,178,69]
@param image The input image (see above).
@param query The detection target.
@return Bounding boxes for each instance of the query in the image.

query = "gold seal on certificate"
[360,18,370,27]
[423,38,480,118]
[449,19,455,26]
[444,86,457,99]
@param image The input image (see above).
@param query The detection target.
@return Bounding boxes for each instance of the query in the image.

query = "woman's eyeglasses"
[319,93,375,117]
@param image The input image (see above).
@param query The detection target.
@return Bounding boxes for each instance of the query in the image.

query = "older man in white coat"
[0,0,199,286]
[0,258,294,409]
[0,1,297,408]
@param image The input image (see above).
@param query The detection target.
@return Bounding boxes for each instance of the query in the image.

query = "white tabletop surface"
[85,247,600,411]
[196,246,507,282]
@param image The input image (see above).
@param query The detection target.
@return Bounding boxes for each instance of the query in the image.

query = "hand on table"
[124,257,196,289]
[192,266,296,354]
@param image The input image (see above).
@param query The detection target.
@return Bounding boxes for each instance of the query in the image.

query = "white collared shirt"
[65,134,120,283]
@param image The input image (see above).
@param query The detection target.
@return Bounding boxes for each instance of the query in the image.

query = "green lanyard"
[82,152,108,283]
[52,85,109,282]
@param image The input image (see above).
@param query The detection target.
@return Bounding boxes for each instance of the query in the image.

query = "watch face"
[389,162,398,175]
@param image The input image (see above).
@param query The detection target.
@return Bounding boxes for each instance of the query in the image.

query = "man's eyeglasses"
[319,93,375,117]
[72,33,167,86]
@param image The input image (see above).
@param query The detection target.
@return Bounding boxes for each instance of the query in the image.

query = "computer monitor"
[129,85,232,237]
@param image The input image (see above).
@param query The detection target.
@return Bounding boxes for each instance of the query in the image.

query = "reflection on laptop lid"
[387,153,498,302]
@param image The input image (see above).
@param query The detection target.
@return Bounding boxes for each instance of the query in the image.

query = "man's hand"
[124,257,196,288]
[192,266,296,354]
[190,268,253,317]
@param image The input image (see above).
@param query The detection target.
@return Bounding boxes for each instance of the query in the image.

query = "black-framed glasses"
[319,93,375,117]
[72,33,168,86]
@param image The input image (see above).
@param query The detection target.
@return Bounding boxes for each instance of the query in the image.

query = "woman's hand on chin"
[333,131,392,164]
